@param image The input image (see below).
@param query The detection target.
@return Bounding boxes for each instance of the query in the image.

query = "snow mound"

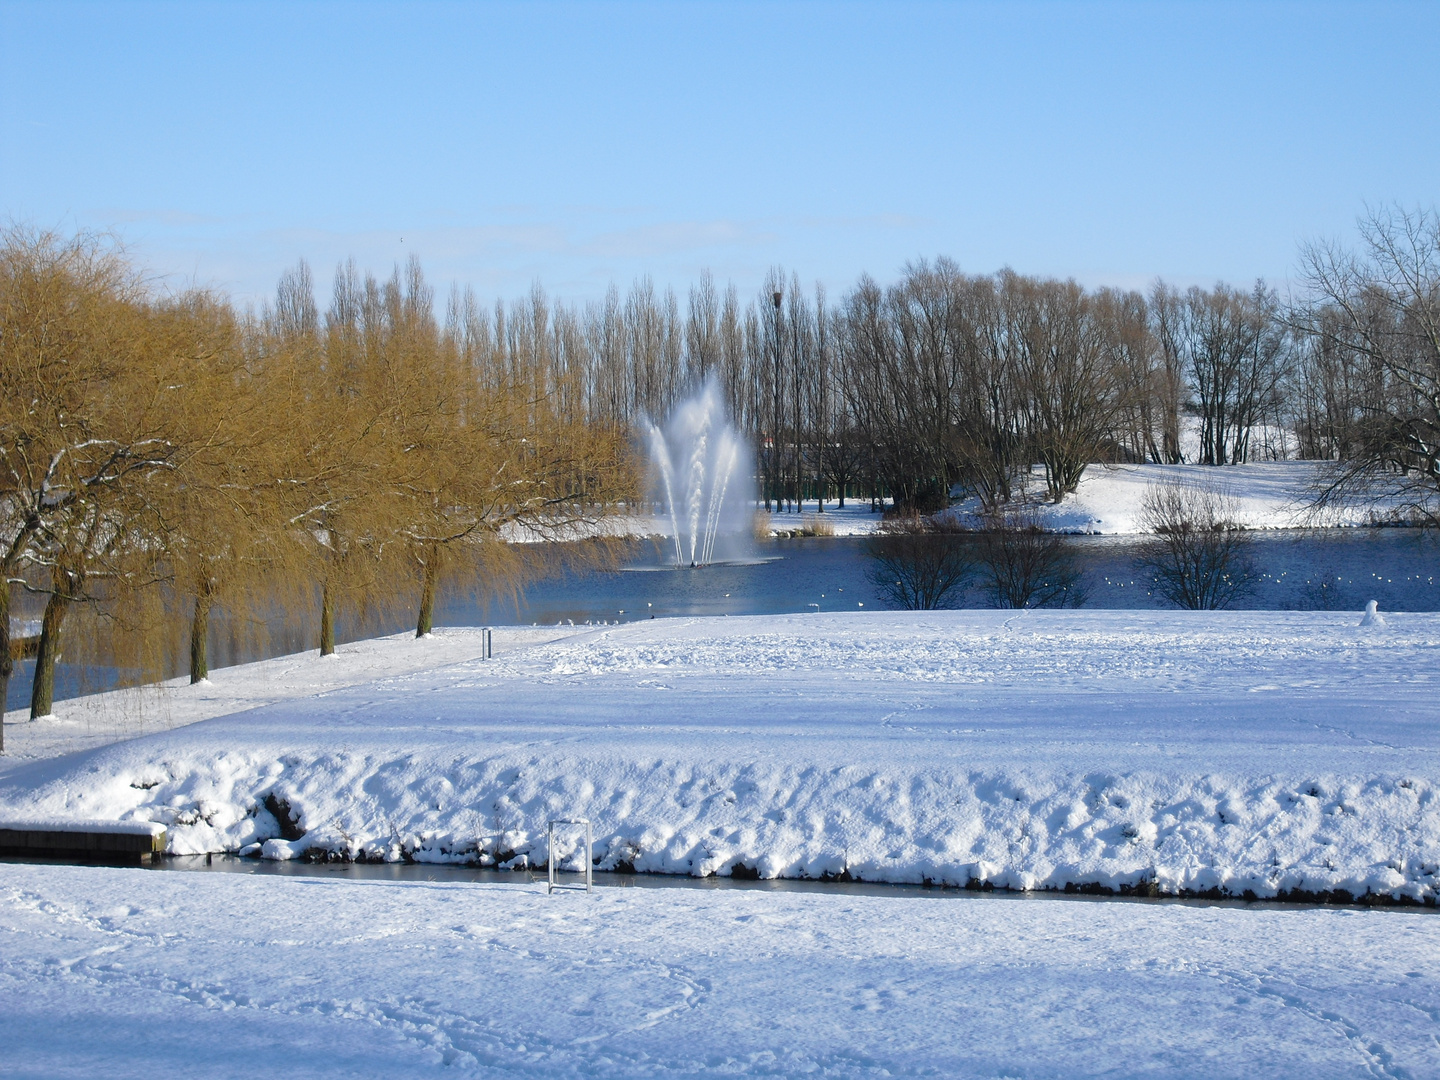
[1360,600,1387,627]
[2,611,1438,902]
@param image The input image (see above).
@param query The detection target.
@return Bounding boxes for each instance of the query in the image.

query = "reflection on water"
[454,528,1439,626]
[8,528,1436,711]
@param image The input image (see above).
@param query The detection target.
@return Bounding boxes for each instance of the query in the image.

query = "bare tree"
[863,515,975,609]
[1134,480,1256,609]
[974,505,1087,608]
[1154,281,1287,465]
[0,227,202,721]
[1095,287,1169,464]
[686,270,720,387]
[1004,273,1125,501]
[1298,206,1440,525]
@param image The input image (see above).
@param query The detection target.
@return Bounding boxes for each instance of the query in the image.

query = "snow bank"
[2,611,1438,903]
[953,461,1421,534]
[773,462,1419,537]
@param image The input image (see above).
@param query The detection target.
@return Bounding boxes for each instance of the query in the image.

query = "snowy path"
[1,863,1436,1078]
[1,610,1437,900]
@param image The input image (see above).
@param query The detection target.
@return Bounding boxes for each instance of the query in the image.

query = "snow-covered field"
[0,626,579,762]
[2,861,1435,1078]
[4,610,1439,1076]
[2,610,1437,902]
[749,461,1419,538]
[1016,461,1407,534]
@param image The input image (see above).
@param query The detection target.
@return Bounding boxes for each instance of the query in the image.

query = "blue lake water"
[450,528,1439,625]
[8,528,1437,712]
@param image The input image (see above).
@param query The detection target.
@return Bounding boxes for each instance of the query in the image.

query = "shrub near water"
[863,515,975,609]
[1135,480,1257,609]
[974,506,1087,609]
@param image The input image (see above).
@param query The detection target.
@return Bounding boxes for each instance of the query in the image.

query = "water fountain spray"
[647,380,752,567]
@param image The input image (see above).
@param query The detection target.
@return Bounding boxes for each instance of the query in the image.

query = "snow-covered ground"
[2,861,1435,1078]
[1011,461,1403,534]
[753,461,1416,538]
[2,610,1437,902]
[0,626,580,762]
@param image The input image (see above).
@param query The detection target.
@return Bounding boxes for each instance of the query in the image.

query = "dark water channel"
[7,528,1437,711]
[128,853,1346,910]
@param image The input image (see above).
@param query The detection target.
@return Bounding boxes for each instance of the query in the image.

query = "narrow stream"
[129,853,1418,912]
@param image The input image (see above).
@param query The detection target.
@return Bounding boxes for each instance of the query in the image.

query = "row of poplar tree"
[442,207,1440,517]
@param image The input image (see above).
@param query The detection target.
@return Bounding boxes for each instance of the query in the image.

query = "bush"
[975,506,1087,608]
[863,515,976,609]
[1134,480,1256,609]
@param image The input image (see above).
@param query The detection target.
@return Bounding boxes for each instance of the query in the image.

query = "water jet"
[647,380,753,568]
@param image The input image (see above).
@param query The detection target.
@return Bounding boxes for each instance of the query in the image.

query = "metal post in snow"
[546,817,593,895]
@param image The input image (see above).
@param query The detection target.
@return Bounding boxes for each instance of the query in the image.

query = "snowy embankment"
[2,611,1437,903]
[766,460,1421,537]
[1018,461,1403,534]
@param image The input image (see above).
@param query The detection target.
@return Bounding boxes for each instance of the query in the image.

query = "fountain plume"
[647,380,752,567]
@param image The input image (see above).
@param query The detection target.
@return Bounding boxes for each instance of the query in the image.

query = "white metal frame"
[547,818,593,894]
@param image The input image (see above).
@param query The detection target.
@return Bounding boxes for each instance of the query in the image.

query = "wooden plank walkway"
[0,820,167,864]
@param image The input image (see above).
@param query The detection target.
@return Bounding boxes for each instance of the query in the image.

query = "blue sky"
[2,1,1436,307]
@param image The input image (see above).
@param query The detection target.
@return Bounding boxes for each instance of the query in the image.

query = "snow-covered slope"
[1022,461,1387,533]
[2,611,1436,902]
[768,461,1419,536]
[970,460,1418,534]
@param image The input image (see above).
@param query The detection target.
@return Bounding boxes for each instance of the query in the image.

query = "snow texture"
[0,862,1436,1078]
[0,625,581,761]
[0,817,164,836]
[764,461,1424,538]
[975,461,1424,534]
[2,610,1438,903]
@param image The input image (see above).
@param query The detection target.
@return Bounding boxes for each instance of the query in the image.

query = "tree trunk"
[30,584,69,720]
[415,546,440,638]
[0,575,10,752]
[189,582,213,684]
[319,576,336,656]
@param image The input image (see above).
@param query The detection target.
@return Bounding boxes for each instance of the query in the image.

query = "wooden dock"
[0,820,167,864]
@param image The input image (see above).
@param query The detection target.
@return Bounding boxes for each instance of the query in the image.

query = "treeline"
[437,207,1440,518]
[0,230,637,740]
